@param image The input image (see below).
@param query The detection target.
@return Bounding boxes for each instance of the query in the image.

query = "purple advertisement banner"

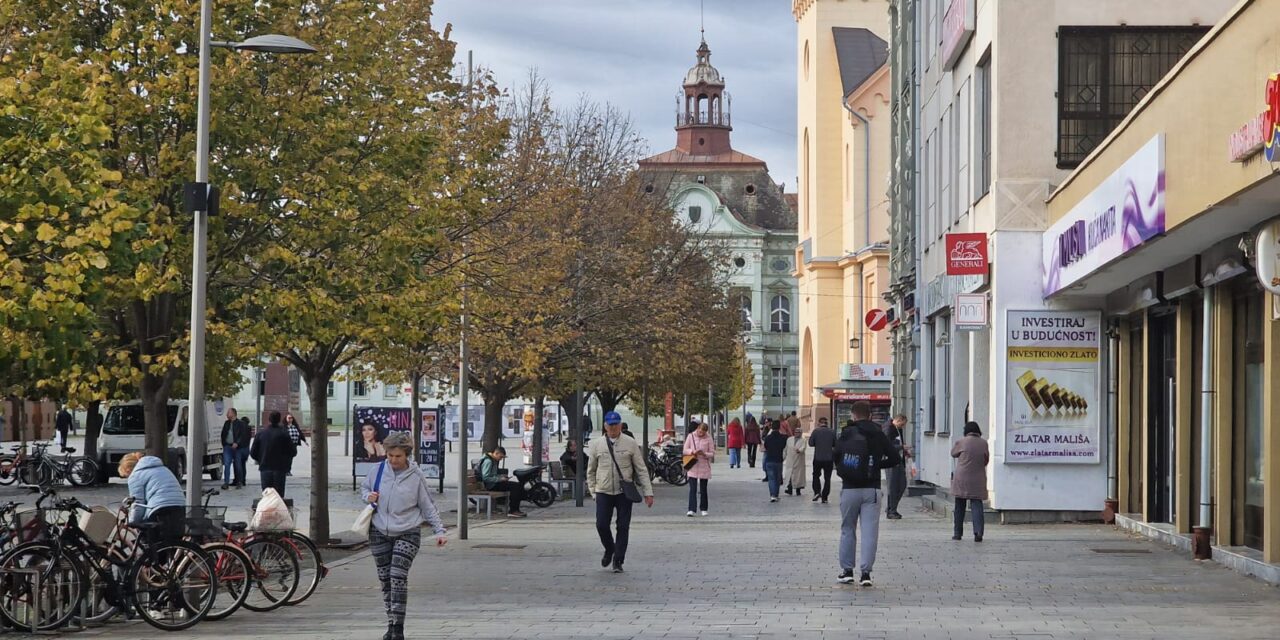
[1042,134,1165,297]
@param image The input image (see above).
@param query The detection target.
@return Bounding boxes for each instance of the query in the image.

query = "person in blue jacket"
[118,452,187,541]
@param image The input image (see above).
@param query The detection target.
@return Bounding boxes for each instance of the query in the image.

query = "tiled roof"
[638,148,768,167]
[832,27,888,99]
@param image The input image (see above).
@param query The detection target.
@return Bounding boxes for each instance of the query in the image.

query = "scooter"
[511,465,557,508]
[646,442,688,486]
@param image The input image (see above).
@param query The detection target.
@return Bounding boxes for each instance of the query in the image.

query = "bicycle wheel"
[17,461,48,487]
[0,541,86,631]
[200,542,252,621]
[0,456,17,486]
[67,458,99,487]
[73,556,122,625]
[129,541,217,631]
[240,538,298,612]
[280,532,325,606]
[666,462,688,486]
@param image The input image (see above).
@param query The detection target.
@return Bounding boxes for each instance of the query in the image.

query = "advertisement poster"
[520,405,552,465]
[352,406,444,479]
[1005,310,1101,463]
[442,404,490,442]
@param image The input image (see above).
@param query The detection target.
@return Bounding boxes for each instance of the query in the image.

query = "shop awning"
[816,380,891,401]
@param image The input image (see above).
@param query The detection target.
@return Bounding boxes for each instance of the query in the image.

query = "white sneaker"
[770,497,778,503]
[686,511,695,517]
[700,510,708,517]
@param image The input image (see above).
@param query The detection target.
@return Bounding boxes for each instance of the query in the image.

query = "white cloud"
[432,0,799,189]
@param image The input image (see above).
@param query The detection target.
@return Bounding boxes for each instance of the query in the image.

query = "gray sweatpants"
[838,487,881,573]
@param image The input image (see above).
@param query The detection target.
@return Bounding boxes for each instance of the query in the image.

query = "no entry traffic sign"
[865,308,889,332]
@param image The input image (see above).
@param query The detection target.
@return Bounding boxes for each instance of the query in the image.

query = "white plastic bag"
[350,505,375,536]
[250,488,295,531]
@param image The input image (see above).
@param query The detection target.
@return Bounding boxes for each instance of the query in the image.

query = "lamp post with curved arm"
[185,1,316,507]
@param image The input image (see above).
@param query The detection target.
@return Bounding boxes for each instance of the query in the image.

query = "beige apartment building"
[793,0,893,428]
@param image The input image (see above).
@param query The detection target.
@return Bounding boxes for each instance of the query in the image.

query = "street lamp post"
[185,1,315,507]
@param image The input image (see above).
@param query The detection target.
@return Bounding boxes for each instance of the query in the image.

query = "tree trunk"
[83,400,102,462]
[532,396,544,466]
[595,388,628,413]
[556,393,579,444]
[410,371,423,464]
[481,392,508,454]
[140,372,172,461]
[303,372,333,544]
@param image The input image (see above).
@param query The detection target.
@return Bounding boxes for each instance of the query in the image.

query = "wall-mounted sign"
[1229,72,1280,162]
[865,308,889,332]
[945,233,988,275]
[954,293,987,330]
[839,364,892,382]
[941,0,975,70]
[924,273,985,316]
[1005,310,1101,464]
[1042,134,1165,297]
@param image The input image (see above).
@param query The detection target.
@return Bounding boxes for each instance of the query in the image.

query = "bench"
[465,467,507,519]
[548,461,575,498]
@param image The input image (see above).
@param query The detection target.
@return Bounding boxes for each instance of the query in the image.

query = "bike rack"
[4,566,56,636]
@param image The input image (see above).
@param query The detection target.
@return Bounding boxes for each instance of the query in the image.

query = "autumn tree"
[221,0,505,542]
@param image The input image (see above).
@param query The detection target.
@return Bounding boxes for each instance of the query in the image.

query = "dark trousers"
[687,478,709,512]
[235,448,250,486]
[745,443,759,467]
[954,498,985,538]
[487,480,524,512]
[260,470,287,496]
[886,465,907,515]
[812,460,834,499]
[144,505,185,545]
[595,493,634,564]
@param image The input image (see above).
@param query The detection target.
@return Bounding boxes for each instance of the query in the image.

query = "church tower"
[675,39,733,156]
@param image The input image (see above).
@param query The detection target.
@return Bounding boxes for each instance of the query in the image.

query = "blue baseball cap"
[604,411,622,425]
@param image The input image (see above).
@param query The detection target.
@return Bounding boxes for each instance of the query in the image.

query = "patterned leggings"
[370,529,421,626]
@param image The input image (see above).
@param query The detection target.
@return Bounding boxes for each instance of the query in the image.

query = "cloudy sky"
[431,0,800,189]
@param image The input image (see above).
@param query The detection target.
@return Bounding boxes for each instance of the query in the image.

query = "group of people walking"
[220,409,307,495]
[350,403,989,634]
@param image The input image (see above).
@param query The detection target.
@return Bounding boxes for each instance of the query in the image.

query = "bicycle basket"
[80,507,116,546]
[183,506,226,539]
[12,508,57,544]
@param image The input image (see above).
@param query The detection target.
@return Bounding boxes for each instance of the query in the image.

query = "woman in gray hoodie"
[360,432,447,640]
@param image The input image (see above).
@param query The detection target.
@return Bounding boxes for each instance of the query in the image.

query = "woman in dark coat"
[743,414,762,469]
[950,422,990,541]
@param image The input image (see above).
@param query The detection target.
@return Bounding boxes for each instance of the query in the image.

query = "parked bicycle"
[0,489,219,631]
[0,443,98,488]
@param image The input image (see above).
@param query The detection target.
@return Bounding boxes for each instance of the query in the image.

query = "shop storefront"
[1044,0,1280,582]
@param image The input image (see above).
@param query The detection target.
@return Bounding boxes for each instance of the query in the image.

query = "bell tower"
[675,39,733,155]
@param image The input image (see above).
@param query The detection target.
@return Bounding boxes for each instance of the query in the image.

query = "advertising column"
[1005,310,1101,463]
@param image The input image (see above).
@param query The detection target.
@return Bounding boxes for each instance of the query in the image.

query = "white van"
[96,398,228,483]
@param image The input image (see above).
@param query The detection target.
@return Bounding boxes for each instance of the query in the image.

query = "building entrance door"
[1232,287,1264,550]
[1147,310,1177,524]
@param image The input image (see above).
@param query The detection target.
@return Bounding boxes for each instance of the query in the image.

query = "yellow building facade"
[793,0,893,427]
[1045,0,1280,582]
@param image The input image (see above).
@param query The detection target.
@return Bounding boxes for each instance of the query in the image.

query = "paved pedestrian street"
[77,461,1278,640]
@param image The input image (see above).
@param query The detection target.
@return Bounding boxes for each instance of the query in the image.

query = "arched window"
[770,295,791,333]
[737,292,753,331]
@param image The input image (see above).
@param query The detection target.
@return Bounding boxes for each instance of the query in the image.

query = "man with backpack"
[833,401,901,587]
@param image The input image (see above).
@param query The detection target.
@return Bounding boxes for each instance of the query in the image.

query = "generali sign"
[941,0,975,70]
[1229,72,1280,162]
[945,233,988,275]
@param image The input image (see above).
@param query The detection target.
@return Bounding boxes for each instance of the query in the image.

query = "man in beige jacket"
[587,411,654,573]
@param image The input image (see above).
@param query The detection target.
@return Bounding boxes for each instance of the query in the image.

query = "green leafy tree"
[223,0,504,541]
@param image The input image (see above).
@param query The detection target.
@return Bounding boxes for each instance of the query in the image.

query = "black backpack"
[835,424,879,484]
